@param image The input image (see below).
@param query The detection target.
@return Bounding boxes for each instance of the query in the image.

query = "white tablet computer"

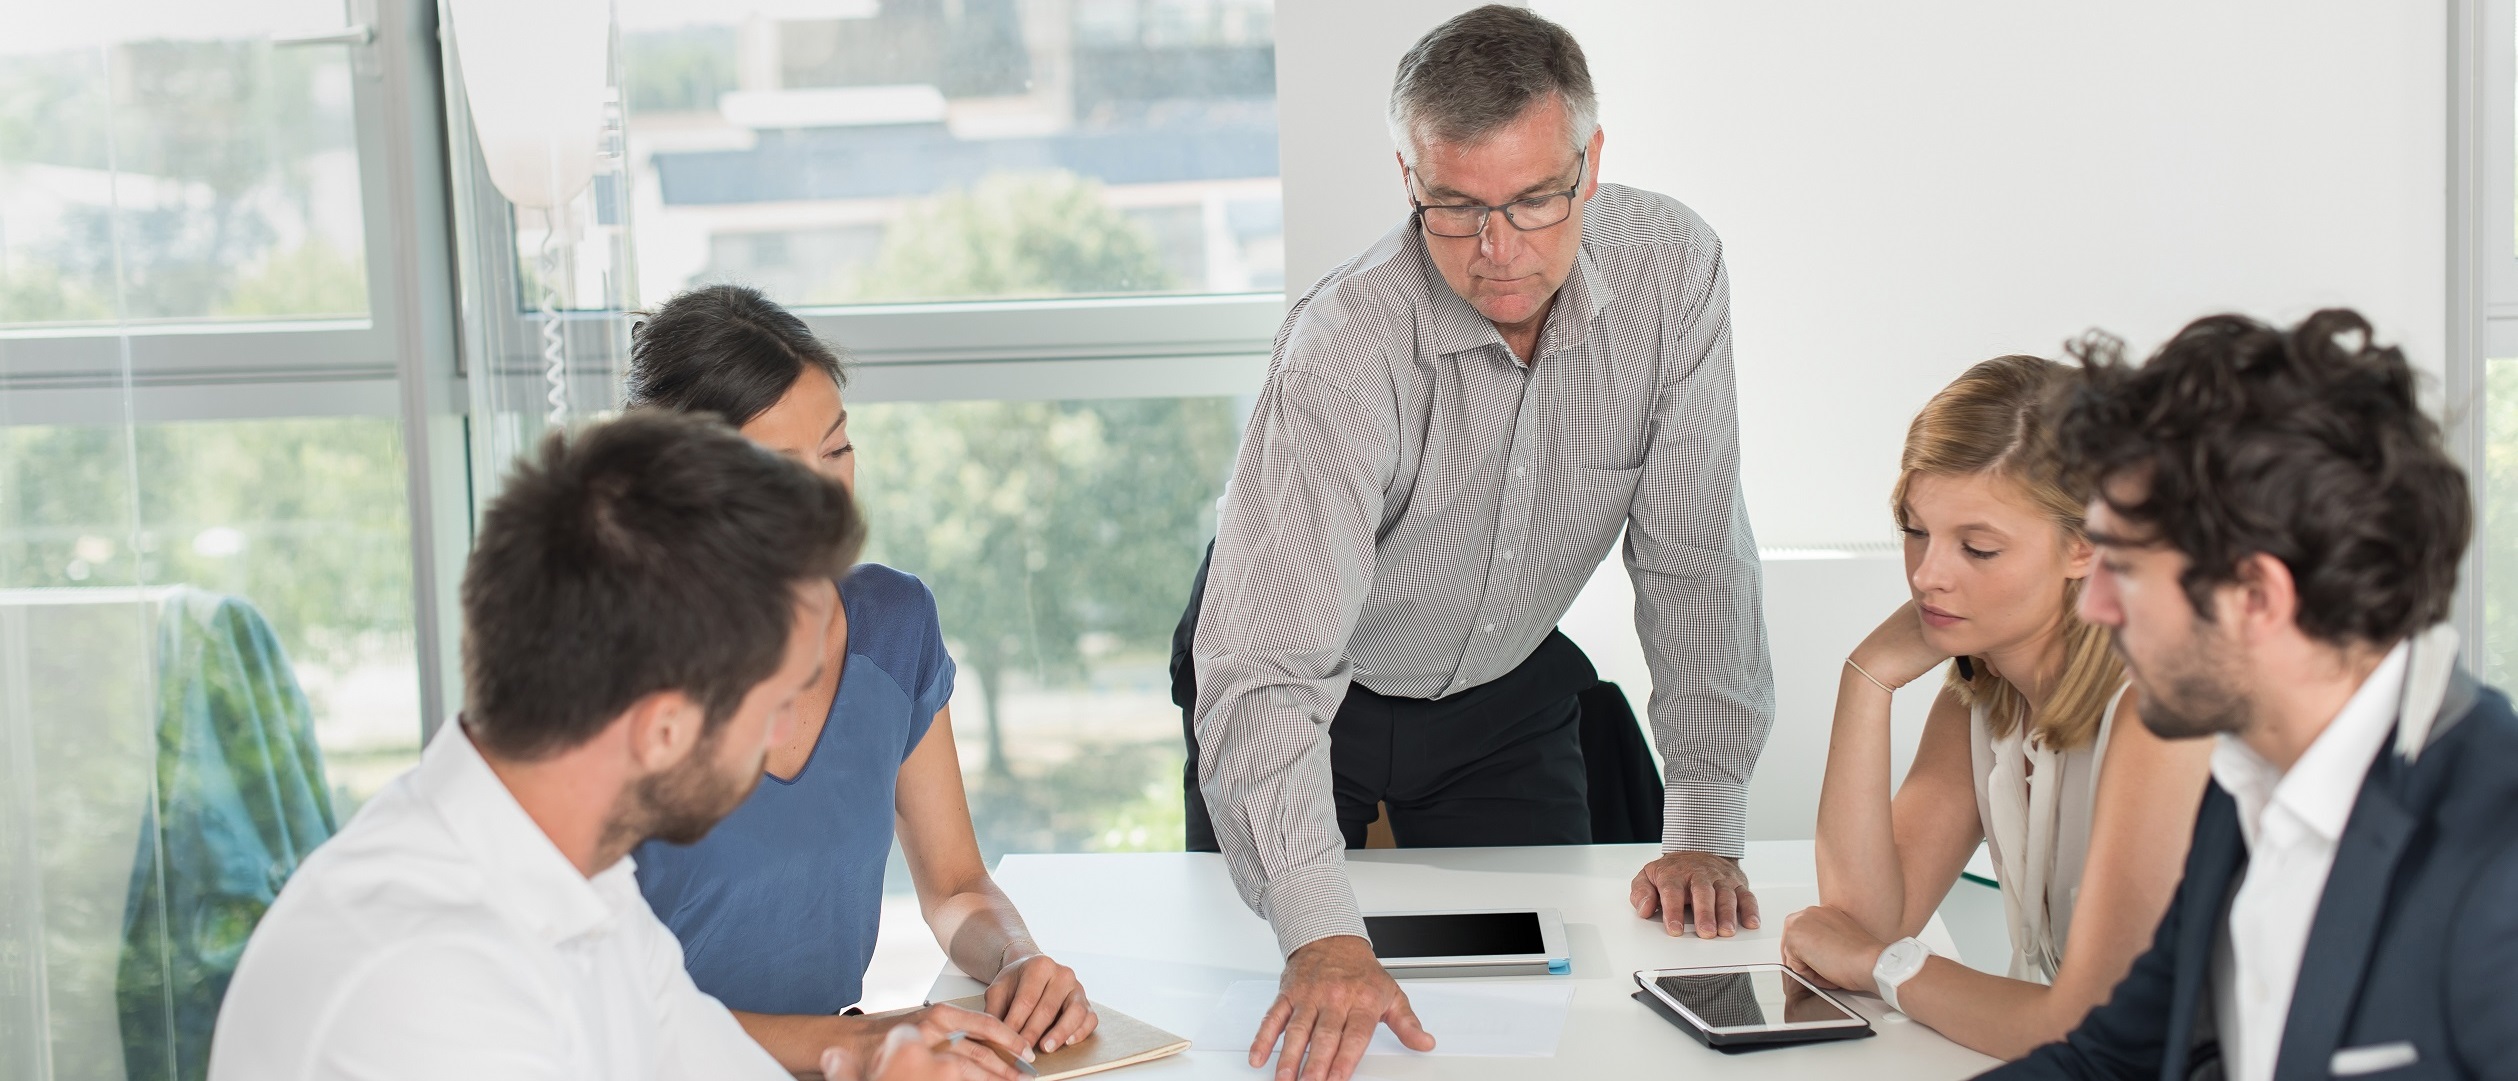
[1632,964,1874,1049]
[1362,908,1571,977]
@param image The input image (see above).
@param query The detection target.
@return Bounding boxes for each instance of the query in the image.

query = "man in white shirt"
[208,413,1032,1081]
[1983,310,2518,1080]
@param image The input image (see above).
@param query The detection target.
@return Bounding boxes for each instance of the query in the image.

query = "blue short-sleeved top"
[632,563,955,1015]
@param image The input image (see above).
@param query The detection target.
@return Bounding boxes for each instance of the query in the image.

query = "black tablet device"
[1631,964,1874,1049]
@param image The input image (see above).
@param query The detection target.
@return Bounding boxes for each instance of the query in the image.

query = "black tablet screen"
[1363,912,1544,959]
[1653,970,1859,1029]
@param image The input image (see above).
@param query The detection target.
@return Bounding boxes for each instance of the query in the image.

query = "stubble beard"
[614,727,764,849]
[2125,626,2252,741]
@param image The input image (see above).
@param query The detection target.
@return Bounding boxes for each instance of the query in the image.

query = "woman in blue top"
[624,284,1096,1077]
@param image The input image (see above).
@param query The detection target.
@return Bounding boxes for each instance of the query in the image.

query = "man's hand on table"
[818,1003,1033,1081]
[1630,851,1760,939]
[1250,934,1435,1081]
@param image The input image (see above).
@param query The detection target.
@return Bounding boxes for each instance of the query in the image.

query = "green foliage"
[215,241,368,318]
[958,742,1187,857]
[623,27,740,114]
[851,396,1237,779]
[0,49,111,169]
[843,171,1178,302]
[2485,358,2518,687]
[0,418,415,676]
[0,259,116,324]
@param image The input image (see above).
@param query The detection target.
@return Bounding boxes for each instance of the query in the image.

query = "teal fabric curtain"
[117,588,338,1081]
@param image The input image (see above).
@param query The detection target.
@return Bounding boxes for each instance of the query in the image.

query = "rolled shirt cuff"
[1263,859,1370,958]
[1660,778,1748,859]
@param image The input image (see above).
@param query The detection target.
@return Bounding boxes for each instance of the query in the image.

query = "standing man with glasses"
[1171,8,1772,1081]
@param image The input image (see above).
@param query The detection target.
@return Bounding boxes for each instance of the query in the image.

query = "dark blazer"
[1984,668,2518,1081]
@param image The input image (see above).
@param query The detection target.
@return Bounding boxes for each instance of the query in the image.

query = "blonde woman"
[1779,356,2213,1059]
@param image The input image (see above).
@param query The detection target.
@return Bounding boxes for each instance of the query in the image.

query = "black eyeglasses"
[1407,150,1587,238]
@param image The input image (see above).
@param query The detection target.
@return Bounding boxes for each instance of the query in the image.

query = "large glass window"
[614,0,1281,306]
[852,394,1243,858]
[1,3,442,1077]
[0,2,372,326]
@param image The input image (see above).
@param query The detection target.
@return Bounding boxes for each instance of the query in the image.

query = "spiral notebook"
[938,995,1189,1080]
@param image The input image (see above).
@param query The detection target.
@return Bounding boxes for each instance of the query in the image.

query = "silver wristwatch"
[1872,937,1931,1013]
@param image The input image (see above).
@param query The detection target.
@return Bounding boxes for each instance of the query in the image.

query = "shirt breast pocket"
[1544,463,1644,570]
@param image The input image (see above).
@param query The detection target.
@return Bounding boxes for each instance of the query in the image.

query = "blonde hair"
[1892,355,2123,750]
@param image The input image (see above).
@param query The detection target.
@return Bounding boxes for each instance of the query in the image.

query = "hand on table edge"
[1630,850,1760,939]
[1250,934,1435,1081]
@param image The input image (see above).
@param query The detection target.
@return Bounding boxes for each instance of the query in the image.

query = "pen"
[936,1030,1040,1078]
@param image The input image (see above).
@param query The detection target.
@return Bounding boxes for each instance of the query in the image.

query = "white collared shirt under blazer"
[2210,639,2413,1081]
[1192,183,1774,956]
[206,722,787,1081]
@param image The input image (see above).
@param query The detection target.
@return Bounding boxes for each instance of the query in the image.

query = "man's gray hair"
[1387,5,1599,167]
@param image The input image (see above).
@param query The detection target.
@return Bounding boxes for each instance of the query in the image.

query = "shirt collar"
[1411,228,1613,367]
[2209,639,2410,847]
[415,720,626,945]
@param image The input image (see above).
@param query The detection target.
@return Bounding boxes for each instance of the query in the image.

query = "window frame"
[800,294,1278,402]
[2455,0,2512,668]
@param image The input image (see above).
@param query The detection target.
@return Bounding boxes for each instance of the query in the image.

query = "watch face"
[1877,939,1928,981]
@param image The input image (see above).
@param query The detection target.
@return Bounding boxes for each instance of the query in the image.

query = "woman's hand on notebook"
[987,951,1099,1054]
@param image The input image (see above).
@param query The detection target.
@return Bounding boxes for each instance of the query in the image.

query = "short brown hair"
[459,411,864,760]
[2057,309,2469,647]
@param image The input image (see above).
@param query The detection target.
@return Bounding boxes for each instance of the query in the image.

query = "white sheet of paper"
[1191,980,1575,1058]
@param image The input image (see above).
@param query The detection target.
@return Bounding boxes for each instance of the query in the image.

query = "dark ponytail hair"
[625,284,847,426]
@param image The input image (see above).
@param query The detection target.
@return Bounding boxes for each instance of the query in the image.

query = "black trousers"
[1171,544,1596,852]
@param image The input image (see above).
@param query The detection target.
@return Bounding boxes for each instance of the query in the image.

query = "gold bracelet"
[1845,658,1897,695]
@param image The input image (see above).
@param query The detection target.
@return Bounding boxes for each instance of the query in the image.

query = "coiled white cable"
[539,232,567,429]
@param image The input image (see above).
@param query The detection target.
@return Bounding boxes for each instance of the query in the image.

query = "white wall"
[1537,0,2447,548]
[1279,0,2447,548]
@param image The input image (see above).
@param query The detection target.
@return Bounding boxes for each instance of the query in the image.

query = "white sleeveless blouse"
[1966,687,2126,984]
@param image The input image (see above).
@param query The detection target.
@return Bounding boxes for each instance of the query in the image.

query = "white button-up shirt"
[2210,641,2409,1081]
[208,723,787,1081]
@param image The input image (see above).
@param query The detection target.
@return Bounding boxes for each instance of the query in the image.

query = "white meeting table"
[923,841,2001,1080]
